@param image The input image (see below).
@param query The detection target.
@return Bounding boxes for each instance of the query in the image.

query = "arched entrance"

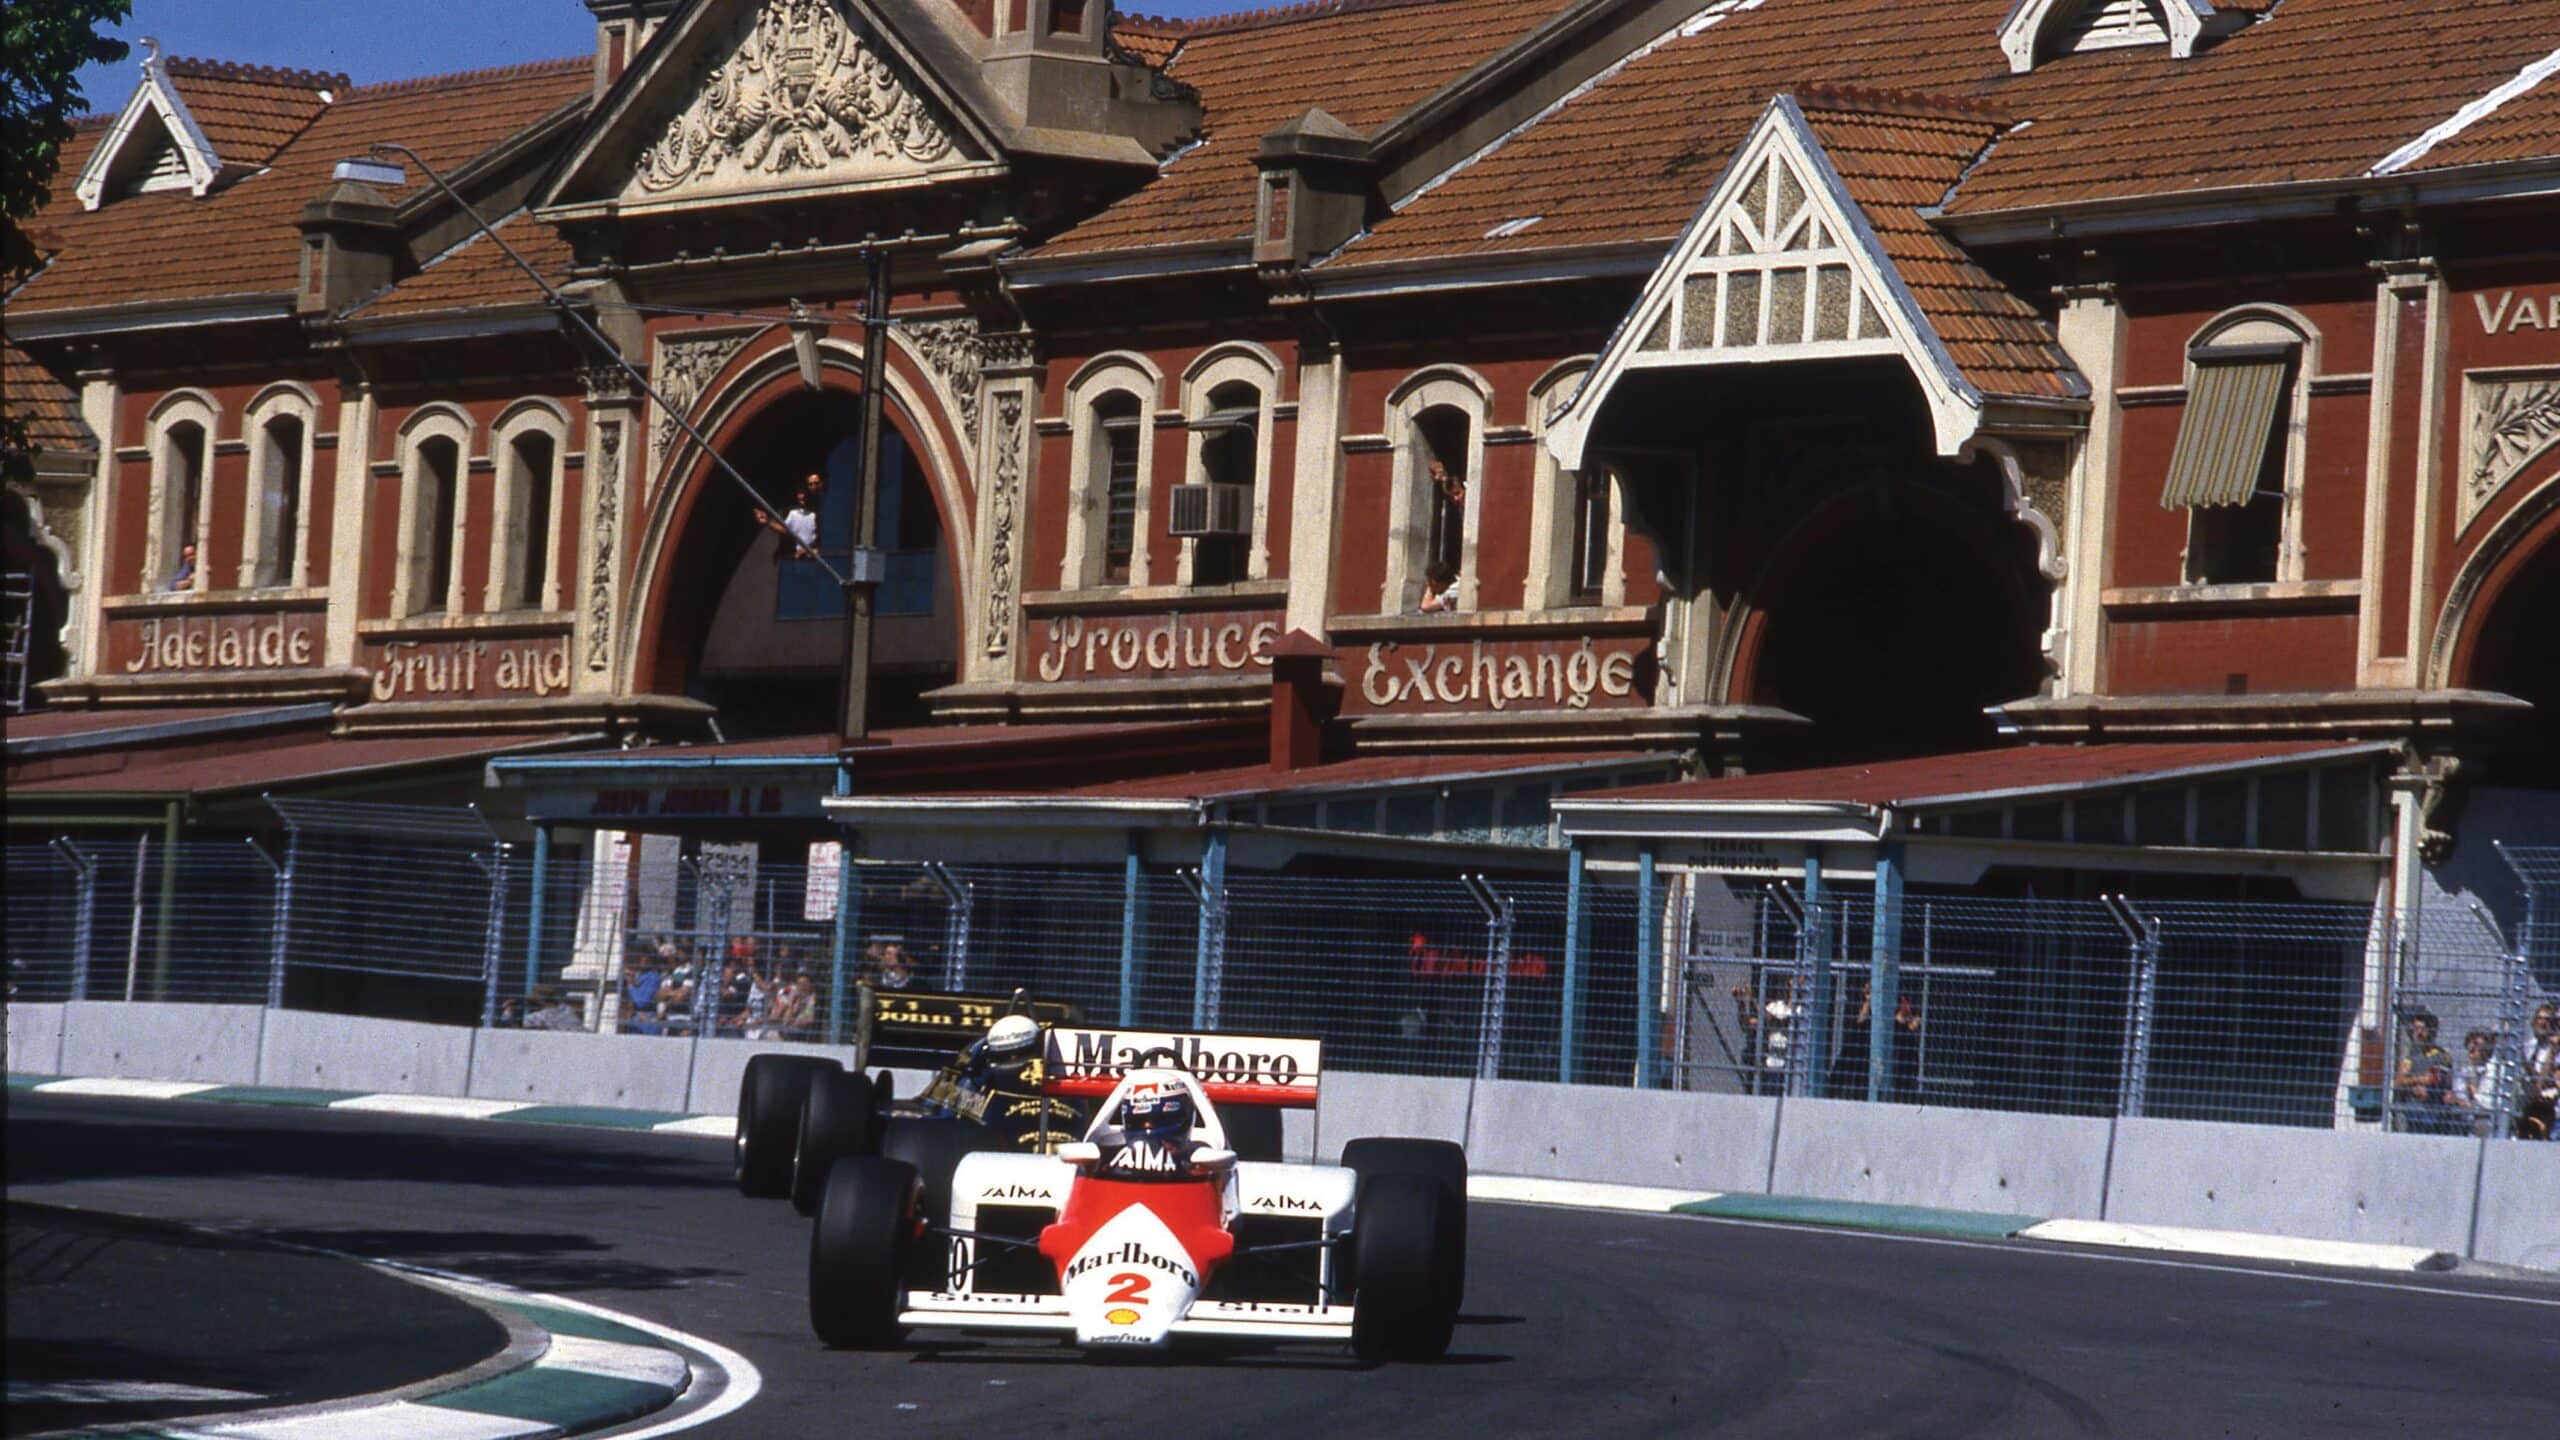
[643,386,960,736]
[1734,464,2046,766]
[2450,481,2560,788]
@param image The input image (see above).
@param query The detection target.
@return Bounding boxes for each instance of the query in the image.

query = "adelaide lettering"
[122,614,315,673]
[1359,637,1637,711]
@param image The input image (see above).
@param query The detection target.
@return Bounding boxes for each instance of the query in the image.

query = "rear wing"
[1040,1027,1321,1108]
[865,990,1082,1067]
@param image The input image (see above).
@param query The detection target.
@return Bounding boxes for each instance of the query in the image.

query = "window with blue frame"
[775,425,941,620]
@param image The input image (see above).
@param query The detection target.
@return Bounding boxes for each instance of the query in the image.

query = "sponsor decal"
[1065,1241,1197,1290]
[1050,1029,1320,1090]
[1105,1142,1186,1175]
[979,1182,1053,1201]
[1106,1307,1140,1326]
[1255,1193,1324,1213]
[1409,933,1552,980]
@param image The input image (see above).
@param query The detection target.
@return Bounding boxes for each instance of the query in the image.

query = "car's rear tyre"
[792,1069,879,1216]
[1341,1136,1468,1307]
[737,1055,840,1198]
[810,1156,916,1348]
[1349,1172,1456,1362]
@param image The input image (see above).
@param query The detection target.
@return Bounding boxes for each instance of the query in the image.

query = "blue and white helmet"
[1120,1076,1193,1139]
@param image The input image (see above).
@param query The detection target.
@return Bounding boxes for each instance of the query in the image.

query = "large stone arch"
[621,335,976,704]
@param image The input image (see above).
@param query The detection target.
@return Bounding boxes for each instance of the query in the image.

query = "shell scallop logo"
[1105,1307,1141,1326]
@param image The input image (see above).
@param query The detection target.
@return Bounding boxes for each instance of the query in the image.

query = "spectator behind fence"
[623,952,668,1036]
[869,939,916,991]
[2394,1009,2462,1134]
[2519,1001,2558,1140]
[2452,1028,2518,1136]
[525,985,584,1032]
[1829,980,1922,1101]
[773,971,819,1040]
[660,947,700,1034]
[1734,974,1795,1096]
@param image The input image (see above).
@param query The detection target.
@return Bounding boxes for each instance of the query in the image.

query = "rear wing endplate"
[1041,1027,1321,1107]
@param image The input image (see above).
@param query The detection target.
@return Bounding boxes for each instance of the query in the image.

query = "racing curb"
[29,1241,692,1440]
[14,1071,2466,1279]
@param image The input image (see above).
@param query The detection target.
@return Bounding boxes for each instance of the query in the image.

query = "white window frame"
[143,390,220,593]
[1178,342,1282,586]
[241,383,319,591]
[2179,306,2320,587]
[1524,359,1626,610]
[487,399,573,613]
[1062,353,1164,589]
[1382,366,1492,614]
[394,406,475,618]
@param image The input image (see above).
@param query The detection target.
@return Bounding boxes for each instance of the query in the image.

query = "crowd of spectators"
[607,931,931,1040]
[2394,1000,2560,1139]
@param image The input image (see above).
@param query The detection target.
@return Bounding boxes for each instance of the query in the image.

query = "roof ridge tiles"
[163,56,350,91]
[340,55,589,100]
[1792,82,2014,128]
[1121,0,1457,39]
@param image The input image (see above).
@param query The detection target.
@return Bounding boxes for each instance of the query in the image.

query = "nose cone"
[1062,1204,1200,1347]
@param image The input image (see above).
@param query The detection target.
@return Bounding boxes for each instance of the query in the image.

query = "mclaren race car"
[805,1027,1468,1362]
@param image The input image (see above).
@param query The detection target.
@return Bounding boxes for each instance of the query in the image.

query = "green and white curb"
[16,1072,2468,1278]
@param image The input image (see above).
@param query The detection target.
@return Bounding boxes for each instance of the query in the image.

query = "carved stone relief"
[983,390,1022,660]
[649,332,752,476]
[633,0,954,198]
[2462,371,2560,529]
[903,317,981,450]
[587,420,623,673]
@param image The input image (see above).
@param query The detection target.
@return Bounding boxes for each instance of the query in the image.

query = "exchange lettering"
[1359,636,1637,711]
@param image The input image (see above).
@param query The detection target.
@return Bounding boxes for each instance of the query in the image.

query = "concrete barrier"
[682,1037,869,1114]
[2104,1118,2480,1253]
[1311,1071,1472,1161]
[57,1001,263,1084]
[1772,1098,2114,1218]
[6,1002,65,1075]
[258,1010,475,1097]
[1466,1079,1777,1192]
[2471,1137,2560,1269]
[467,1030,699,1113]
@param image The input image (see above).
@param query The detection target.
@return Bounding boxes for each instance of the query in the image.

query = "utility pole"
[838,250,890,745]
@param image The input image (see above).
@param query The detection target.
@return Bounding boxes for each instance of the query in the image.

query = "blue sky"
[73,1,1242,115]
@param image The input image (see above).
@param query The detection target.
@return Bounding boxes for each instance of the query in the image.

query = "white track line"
[650,1114,737,1138]
[37,1077,220,1100]
[1468,1174,1722,1212]
[194,1401,552,1439]
[328,1095,531,1120]
[2020,1218,2453,1273]
[537,1334,692,1388]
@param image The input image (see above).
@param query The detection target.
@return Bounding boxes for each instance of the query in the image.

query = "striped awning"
[2160,351,2291,509]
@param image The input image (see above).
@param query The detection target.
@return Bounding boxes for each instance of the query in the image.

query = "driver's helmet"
[979,1014,1041,1074]
[1120,1077,1193,1141]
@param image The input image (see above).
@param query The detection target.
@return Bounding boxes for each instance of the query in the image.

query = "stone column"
[2053,277,2125,697]
[1283,334,1344,640]
[576,364,637,697]
[322,373,374,668]
[971,331,1038,684]
[70,367,119,677]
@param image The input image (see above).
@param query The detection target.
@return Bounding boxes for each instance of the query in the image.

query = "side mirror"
[1192,1146,1237,1169]
[1055,1141,1101,1164]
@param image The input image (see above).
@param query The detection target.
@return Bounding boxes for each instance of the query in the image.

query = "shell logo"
[1105,1307,1141,1326]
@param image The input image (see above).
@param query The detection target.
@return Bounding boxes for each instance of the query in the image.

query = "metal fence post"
[2105,894,2159,1118]
[1191,828,1228,1030]
[1118,833,1143,1026]
[524,824,551,1002]
[1636,845,1659,1090]
[1866,838,1904,1103]
[923,862,973,992]
[476,843,511,1029]
[124,833,149,1002]
[250,834,296,1010]
[1560,842,1587,1084]
[827,839,859,1046]
[49,839,97,1001]
[1800,848,1830,1099]
[1463,875,1515,1082]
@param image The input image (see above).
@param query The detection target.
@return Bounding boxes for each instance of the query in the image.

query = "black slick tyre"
[736,1054,838,1198]
[1341,1136,1468,1307]
[792,1069,879,1216]
[1349,1172,1456,1362]
[878,1117,996,1288]
[809,1156,917,1348]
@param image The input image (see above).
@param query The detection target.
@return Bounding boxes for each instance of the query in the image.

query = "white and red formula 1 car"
[806,1026,1467,1362]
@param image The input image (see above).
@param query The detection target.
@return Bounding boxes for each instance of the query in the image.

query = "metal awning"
[2160,347,2290,509]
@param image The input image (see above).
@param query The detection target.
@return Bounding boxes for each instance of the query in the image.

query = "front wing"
[898,1289,1353,1343]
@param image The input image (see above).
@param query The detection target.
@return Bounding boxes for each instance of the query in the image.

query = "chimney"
[296,177,400,315]
[586,0,685,95]
[1255,108,1372,270]
[1266,630,1340,772]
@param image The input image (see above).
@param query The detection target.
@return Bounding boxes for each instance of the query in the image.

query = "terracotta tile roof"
[1037,0,1574,259]
[2,340,95,455]
[1570,741,2377,809]
[1333,0,2560,267]
[162,57,342,166]
[347,212,576,320]
[11,58,588,318]
[1797,90,2079,401]
[1111,17,1187,69]
[2402,61,2560,172]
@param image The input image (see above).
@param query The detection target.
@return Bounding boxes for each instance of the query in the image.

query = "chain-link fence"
[8,819,2556,1142]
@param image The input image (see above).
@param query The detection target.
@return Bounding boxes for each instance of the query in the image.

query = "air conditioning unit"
[1167,482,1252,538]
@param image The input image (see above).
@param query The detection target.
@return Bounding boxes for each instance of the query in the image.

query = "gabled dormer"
[1998,0,2253,75]
[73,40,341,210]
[76,40,225,208]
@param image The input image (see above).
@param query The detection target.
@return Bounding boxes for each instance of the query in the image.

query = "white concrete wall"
[1771,1098,2113,1217]
[258,1010,474,1097]
[2454,1132,2560,1269]
[466,1029,699,1113]
[1311,1071,1471,1161]
[1468,1078,1776,1192]
[7,1001,66,1075]
[682,1036,868,1115]
[2103,1118,2480,1254]
[58,1001,263,1084]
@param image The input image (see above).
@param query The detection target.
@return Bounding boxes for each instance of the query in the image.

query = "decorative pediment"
[1998,0,2247,75]
[546,0,1004,217]
[76,43,226,209]
[1549,96,1984,467]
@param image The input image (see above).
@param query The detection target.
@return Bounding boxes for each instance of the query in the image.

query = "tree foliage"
[3,0,130,485]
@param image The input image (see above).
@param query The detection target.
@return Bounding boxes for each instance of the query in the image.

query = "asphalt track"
[8,1091,2555,1440]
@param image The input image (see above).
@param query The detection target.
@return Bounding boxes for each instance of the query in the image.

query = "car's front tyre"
[810,1156,917,1348]
[1349,1171,1457,1362]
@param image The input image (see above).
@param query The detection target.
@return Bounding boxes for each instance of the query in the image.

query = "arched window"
[1186,379,1261,586]
[1382,369,1491,614]
[1063,355,1162,589]
[251,414,306,589]
[489,403,569,612]
[2162,308,2317,587]
[156,420,208,592]
[1527,361,1620,610]
[413,436,461,616]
